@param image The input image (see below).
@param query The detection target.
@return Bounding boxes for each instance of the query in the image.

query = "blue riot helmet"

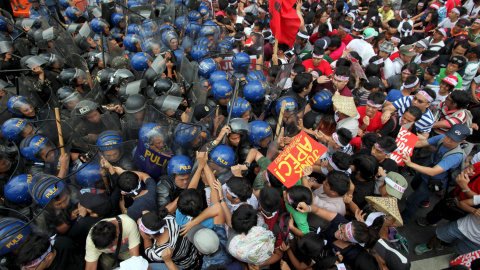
[275,96,297,115]
[198,5,209,18]
[195,37,212,48]
[248,120,272,148]
[30,174,67,207]
[198,58,217,78]
[131,52,153,71]
[228,98,251,119]
[127,0,140,7]
[7,95,35,118]
[181,36,194,51]
[126,24,140,34]
[162,30,179,50]
[211,79,233,100]
[123,34,143,52]
[142,38,162,57]
[75,162,104,187]
[188,10,201,21]
[243,80,265,103]
[111,13,125,28]
[198,25,216,39]
[173,50,185,68]
[311,89,333,112]
[232,52,251,71]
[5,174,34,204]
[167,155,193,179]
[174,124,201,148]
[20,135,57,162]
[191,43,210,61]
[246,70,266,83]
[158,24,174,36]
[209,145,235,172]
[59,0,72,9]
[65,6,81,22]
[0,16,9,32]
[91,18,109,35]
[218,40,233,53]
[209,71,229,85]
[97,130,124,163]
[175,16,188,31]
[0,218,31,256]
[139,123,169,153]
[1,118,34,143]
[186,21,201,38]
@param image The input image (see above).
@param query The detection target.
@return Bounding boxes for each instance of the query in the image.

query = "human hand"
[180,221,194,237]
[456,171,471,188]
[317,75,331,84]
[315,130,326,141]
[402,151,411,166]
[22,25,31,32]
[473,208,480,218]
[296,202,310,213]
[464,165,476,177]
[220,125,231,137]
[196,151,208,167]
[381,111,391,124]
[70,208,79,220]
[363,115,370,126]
[297,118,304,131]
[166,60,174,69]
[303,166,313,176]
[357,129,365,137]
[32,66,43,74]
[213,114,225,127]
[100,155,112,170]
[343,194,353,204]
[212,179,224,200]
[320,160,329,168]
[78,202,88,217]
[355,209,366,223]
[472,123,479,130]
[279,242,290,252]
[231,164,248,177]
[161,246,174,261]
[377,166,387,177]
[296,0,302,11]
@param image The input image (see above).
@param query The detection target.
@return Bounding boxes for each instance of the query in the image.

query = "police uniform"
[29,4,54,26]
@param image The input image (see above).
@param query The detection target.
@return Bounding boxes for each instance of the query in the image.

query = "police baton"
[54,108,66,155]
[275,100,286,138]
[221,77,240,144]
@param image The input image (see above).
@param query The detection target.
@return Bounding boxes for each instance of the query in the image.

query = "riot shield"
[71,53,89,72]
[46,27,82,68]
[117,79,147,102]
[0,40,13,54]
[107,35,125,58]
[120,110,146,142]
[101,0,117,27]
[66,110,121,147]
[131,5,155,21]
[0,8,14,24]
[31,119,75,153]
[157,0,175,24]
[179,55,195,87]
[271,57,296,97]
[187,0,201,11]
[0,90,13,126]
[83,81,106,105]
[247,33,264,63]
[17,74,53,120]
[90,139,138,171]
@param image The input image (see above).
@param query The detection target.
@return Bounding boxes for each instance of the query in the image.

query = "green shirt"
[253,157,272,191]
[436,68,463,89]
[284,179,310,234]
[415,63,425,82]
[468,28,480,45]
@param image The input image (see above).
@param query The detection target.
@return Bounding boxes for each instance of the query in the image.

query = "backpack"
[272,212,291,247]
[228,226,276,265]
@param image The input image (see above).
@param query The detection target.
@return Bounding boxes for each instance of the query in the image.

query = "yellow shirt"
[379,8,394,21]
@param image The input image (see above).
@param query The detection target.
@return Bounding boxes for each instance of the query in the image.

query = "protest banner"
[267,131,327,188]
[347,54,367,79]
[390,127,419,166]
[218,55,258,72]
[450,250,480,268]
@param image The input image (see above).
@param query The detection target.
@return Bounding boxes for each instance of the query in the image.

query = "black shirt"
[48,236,85,270]
[351,175,375,209]
[380,158,398,174]
[325,214,365,267]
[67,216,102,256]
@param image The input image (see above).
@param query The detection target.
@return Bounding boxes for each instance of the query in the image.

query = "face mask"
[334,110,340,122]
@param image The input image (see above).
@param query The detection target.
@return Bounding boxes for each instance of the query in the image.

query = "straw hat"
[366,196,403,227]
[332,95,358,118]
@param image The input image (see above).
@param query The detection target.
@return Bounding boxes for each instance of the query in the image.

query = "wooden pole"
[86,70,94,89]
[102,174,111,190]
[273,38,278,58]
[275,100,286,138]
[54,108,65,155]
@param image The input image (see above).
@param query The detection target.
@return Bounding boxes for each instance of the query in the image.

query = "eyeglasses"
[337,223,348,241]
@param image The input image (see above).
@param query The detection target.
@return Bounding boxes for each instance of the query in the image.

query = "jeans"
[436,220,480,255]
[401,173,435,224]
[150,263,183,270]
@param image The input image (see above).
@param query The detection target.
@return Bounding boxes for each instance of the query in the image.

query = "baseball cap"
[379,41,394,53]
[445,124,470,143]
[79,193,112,217]
[436,28,447,36]
[186,225,219,255]
[384,172,408,200]
[399,45,416,57]
[456,18,468,28]
[384,0,393,6]
[314,37,331,50]
[375,239,411,270]
[194,104,212,121]
[442,75,458,86]
[363,28,378,39]
[455,34,469,42]
[429,3,440,9]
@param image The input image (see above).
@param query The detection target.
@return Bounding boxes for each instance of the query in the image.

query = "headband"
[347,12,356,19]
[367,100,383,108]
[228,0,237,7]
[235,36,245,41]
[422,56,437,63]
[244,20,252,26]
[121,181,142,196]
[391,36,401,42]
[301,6,308,10]
[312,53,324,59]
[364,212,386,226]
[297,32,310,39]
[327,4,333,8]
[418,2,424,6]
[328,157,352,174]
[452,8,460,14]
[258,7,266,13]
[291,70,297,75]
[402,69,411,74]
[139,218,166,235]
[372,58,384,65]
[416,40,427,48]
[334,74,349,81]
[226,186,239,198]
[22,236,55,268]
[345,222,361,244]
[374,142,393,154]
[332,132,346,147]
[418,90,434,102]
[339,25,351,33]
[403,77,419,89]
[259,200,278,217]
[353,26,363,32]
[287,194,294,205]
[337,264,347,270]
[310,71,319,77]
[385,177,406,194]
[476,18,480,24]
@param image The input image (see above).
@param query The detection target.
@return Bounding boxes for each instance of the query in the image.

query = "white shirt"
[383,58,395,80]
[438,18,458,29]
[222,184,258,213]
[346,39,376,66]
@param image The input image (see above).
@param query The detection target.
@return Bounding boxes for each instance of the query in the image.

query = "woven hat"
[332,95,358,118]
[366,196,403,226]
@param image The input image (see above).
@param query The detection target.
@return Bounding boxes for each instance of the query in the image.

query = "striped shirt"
[462,61,480,90]
[393,96,435,134]
[145,215,201,270]
[433,102,469,135]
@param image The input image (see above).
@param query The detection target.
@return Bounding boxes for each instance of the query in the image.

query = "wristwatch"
[243,162,250,168]
[220,198,226,203]
[462,188,471,193]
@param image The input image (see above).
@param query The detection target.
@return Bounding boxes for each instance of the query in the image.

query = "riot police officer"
[155,155,193,210]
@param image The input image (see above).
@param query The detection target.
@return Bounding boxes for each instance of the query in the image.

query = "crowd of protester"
[0,0,479,269]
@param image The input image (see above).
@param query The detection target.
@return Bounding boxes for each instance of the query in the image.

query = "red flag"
[269,0,300,47]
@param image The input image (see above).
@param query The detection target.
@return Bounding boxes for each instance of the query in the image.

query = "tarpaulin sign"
[267,131,327,188]
[390,127,418,166]
[450,250,480,268]
[218,55,257,72]
[347,54,367,79]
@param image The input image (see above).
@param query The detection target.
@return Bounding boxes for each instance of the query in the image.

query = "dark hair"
[224,7,236,15]
[118,171,139,193]
[15,234,52,267]
[457,6,467,16]
[372,32,386,50]
[317,23,330,37]
[336,128,353,146]
[426,65,440,76]
[454,41,470,54]
[205,266,229,270]
[351,220,380,248]
[367,91,385,105]
[141,209,169,236]
[253,22,264,31]
[368,55,385,68]
[293,73,313,93]
[364,63,381,79]
[404,75,419,88]
[298,232,326,259]
[336,58,351,68]
[277,43,290,53]
[328,35,342,49]
[326,171,351,196]
[178,188,205,217]
[331,151,352,171]
[450,90,470,109]
[259,186,281,213]
[421,50,439,62]
[401,63,417,75]
[405,106,422,121]
[348,51,362,64]
[352,155,379,181]
[234,23,244,32]
[428,11,439,26]
[231,204,257,234]
[335,66,351,78]
[286,185,313,208]
[376,136,397,153]
[292,63,306,74]
[339,20,352,29]
[91,221,117,249]
[361,132,379,150]
[226,177,252,202]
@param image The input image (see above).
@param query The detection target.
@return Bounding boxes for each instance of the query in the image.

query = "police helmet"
[175,16,188,31]
[30,174,67,207]
[191,43,210,61]
[5,174,34,204]
[211,80,233,100]
[228,98,251,118]
[275,96,297,115]
[72,99,99,118]
[96,130,123,151]
[75,162,104,187]
[1,118,31,143]
[19,135,54,162]
[232,52,250,71]
[210,145,235,168]
[123,34,143,52]
[131,52,153,71]
[198,58,217,78]
[111,13,125,28]
[311,89,333,112]
[243,80,265,103]
[139,123,165,146]
[91,18,109,35]
[123,94,147,114]
[167,155,193,179]
[188,10,201,21]
[247,120,272,148]
[209,71,229,85]
[7,95,34,117]
[0,218,31,256]
[246,70,266,83]
[174,124,200,148]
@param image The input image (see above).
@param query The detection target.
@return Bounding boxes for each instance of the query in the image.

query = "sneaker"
[434,243,444,250]
[416,218,437,227]
[414,244,433,255]
[420,202,431,208]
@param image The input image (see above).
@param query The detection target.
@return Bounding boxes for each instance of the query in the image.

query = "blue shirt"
[126,178,158,221]
[201,225,233,270]
[393,96,435,133]
[175,205,214,229]
[421,135,463,186]
[386,89,404,103]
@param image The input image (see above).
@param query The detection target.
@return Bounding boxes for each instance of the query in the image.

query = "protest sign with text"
[390,127,419,166]
[267,131,327,188]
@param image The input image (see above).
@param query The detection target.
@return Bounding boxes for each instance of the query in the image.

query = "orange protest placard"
[267,131,327,188]
[390,127,419,166]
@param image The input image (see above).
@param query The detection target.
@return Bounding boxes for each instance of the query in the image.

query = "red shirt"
[357,106,384,132]
[342,34,354,46]
[309,30,339,45]
[302,59,333,76]
[455,162,480,200]
[389,51,400,61]
[446,0,461,14]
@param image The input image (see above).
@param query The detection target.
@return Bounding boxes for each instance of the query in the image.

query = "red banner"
[269,0,300,47]
[267,132,327,188]
[450,250,480,268]
[390,127,419,166]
